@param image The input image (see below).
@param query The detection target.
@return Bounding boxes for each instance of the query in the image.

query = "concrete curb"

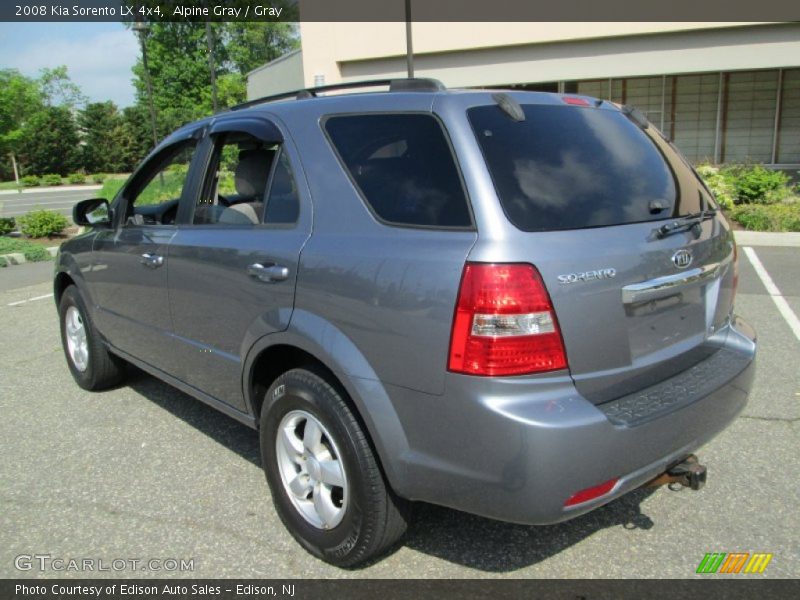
[0,247,58,267]
[0,252,26,265]
[0,184,103,196]
[734,231,800,247]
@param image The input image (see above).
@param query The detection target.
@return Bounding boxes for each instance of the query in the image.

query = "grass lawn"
[98,171,184,206]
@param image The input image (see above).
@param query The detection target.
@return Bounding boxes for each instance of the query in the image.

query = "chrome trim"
[622,262,721,305]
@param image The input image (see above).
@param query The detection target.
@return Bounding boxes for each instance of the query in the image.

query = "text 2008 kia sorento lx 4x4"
[56,79,756,566]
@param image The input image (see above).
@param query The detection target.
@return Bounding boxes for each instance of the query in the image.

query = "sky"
[0,22,138,107]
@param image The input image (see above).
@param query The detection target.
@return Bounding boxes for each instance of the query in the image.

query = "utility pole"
[206,21,218,112]
[132,19,160,150]
[405,0,414,78]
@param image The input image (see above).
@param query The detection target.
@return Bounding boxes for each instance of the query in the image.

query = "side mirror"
[73,198,112,227]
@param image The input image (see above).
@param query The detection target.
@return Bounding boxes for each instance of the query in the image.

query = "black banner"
[3,579,800,600]
[1,0,800,22]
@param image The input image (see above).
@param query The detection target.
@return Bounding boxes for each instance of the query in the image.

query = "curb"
[0,246,58,267]
[0,252,26,265]
[0,184,103,196]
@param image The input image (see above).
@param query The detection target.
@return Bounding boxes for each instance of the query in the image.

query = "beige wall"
[298,22,800,88]
[247,50,305,100]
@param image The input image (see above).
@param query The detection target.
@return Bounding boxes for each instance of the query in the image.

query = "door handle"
[140,253,164,269]
[247,263,289,283]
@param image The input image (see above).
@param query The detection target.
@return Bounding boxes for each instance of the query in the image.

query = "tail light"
[448,263,568,376]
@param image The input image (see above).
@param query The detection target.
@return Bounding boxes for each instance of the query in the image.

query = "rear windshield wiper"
[654,209,717,239]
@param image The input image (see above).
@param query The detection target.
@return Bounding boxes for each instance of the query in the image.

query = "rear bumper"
[393,315,756,524]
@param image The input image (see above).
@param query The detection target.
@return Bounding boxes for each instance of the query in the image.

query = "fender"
[54,243,95,311]
[242,308,411,494]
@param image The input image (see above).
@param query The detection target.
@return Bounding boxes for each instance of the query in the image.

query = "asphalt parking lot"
[1,243,798,579]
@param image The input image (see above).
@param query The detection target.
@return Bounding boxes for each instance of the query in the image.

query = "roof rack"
[229,78,446,111]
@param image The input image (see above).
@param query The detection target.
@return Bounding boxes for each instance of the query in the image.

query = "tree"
[39,66,87,108]
[0,69,44,180]
[131,23,213,137]
[79,102,126,173]
[221,22,299,75]
[129,21,299,138]
[118,105,153,172]
[18,106,81,175]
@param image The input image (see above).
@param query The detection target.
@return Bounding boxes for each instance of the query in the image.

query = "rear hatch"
[468,97,738,404]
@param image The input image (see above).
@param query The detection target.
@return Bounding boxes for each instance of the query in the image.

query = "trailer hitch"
[644,454,707,491]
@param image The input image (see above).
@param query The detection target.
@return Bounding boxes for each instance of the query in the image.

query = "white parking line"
[742,246,800,342]
[7,293,53,307]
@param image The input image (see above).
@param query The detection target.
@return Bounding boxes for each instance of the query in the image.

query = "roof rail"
[229,78,446,112]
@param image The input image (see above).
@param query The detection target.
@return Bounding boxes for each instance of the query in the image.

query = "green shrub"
[20,175,40,187]
[723,164,791,205]
[41,173,63,186]
[17,209,69,238]
[730,203,800,232]
[0,255,6,267]
[696,163,735,210]
[92,173,107,184]
[67,172,86,184]
[0,236,51,261]
[0,217,16,235]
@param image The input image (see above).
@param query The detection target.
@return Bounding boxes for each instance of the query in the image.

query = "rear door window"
[324,114,472,228]
[468,104,691,231]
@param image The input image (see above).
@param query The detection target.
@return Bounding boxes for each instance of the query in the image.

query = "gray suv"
[56,79,756,567]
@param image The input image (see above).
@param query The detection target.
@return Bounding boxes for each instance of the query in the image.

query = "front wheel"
[58,285,126,390]
[260,368,408,567]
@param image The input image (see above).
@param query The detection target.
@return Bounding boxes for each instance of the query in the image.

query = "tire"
[260,368,409,567]
[58,285,126,391]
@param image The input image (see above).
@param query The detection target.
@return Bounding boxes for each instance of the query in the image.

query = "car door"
[88,137,202,374]
[166,117,311,411]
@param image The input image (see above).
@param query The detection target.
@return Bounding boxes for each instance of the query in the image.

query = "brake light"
[448,263,568,376]
[564,478,619,507]
[563,96,591,107]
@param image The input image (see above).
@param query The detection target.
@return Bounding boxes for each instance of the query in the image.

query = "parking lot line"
[7,293,53,307]
[742,246,800,342]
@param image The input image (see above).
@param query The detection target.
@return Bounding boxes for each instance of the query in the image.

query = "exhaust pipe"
[644,454,707,491]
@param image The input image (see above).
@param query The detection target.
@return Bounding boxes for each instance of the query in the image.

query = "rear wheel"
[260,368,408,567]
[58,285,126,390]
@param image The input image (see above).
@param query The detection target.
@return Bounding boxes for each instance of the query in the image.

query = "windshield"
[468,103,701,232]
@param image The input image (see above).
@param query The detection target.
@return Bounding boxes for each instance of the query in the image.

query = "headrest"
[234,149,272,198]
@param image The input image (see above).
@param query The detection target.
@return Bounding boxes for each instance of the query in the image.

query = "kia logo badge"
[672,249,693,269]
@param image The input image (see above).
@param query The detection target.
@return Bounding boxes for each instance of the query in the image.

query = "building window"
[669,73,720,163]
[777,68,800,164]
[721,70,779,163]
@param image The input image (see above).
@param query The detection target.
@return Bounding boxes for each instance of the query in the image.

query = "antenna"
[405,0,414,78]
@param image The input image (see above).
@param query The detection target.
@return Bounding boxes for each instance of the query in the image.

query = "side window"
[324,114,471,228]
[264,150,300,225]
[126,141,196,226]
[194,133,277,226]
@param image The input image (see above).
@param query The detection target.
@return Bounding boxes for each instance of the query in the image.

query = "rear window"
[468,104,689,232]
[324,114,472,228]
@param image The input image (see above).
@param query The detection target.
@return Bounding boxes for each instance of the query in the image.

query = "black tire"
[260,367,409,567]
[58,285,126,390]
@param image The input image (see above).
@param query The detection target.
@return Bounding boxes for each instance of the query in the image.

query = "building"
[247,22,800,166]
